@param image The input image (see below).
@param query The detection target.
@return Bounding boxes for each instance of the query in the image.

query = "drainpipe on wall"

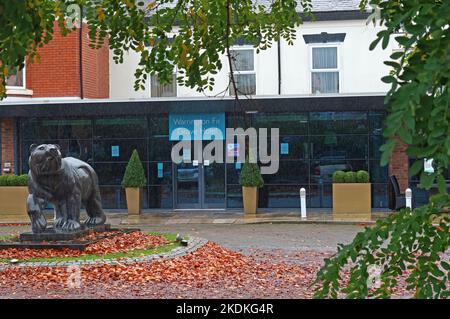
[79,6,84,99]
[277,39,281,95]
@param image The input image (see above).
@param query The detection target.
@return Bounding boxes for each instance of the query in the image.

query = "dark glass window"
[94,118,147,139]
[93,139,147,162]
[264,185,308,208]
[255,113,309,135]
[149,115,169,136]
[227,185,243,208]
[148,161,172,185]
[370,160,388,183]
[99,186,127,209]
[369,112,385,135]
[148,185,173,208]
[310,112,368,135]
[149,137,173,161]
[278,136,309,160]
[263,160,309,184]
[21,119,92,140]
[311,135,368,160]
[309,184,332,208]
[311,159,369,184]
[94,163,148,186]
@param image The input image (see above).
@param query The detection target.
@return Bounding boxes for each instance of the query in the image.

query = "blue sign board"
[281,143,289,155]
[169,113,225,141]
[111,145,120,157]
[235,162,242,170]
[157,162,164,178]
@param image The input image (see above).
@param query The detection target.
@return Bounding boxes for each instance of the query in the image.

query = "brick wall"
[389,140,409,191]
[1,118,15,174]
[81,25,109,98]
[26,24,81,98]
[25,22,109,99]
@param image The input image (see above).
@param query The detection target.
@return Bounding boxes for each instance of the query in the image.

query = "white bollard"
[300,188,307,219]
[405,188,412,209]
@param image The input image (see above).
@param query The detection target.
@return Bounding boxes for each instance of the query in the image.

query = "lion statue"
[27,143,106,233]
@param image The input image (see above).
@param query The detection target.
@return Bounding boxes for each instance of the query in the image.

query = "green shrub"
[0,174,28,186]
[239,161,264,188]
[0,175,8,186]
[356,170,370,183]
[344,171,357,183]
[122,150,147,188]
[332,170,346,183]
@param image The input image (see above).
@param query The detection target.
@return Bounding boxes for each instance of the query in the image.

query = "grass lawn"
[0,232,187,264]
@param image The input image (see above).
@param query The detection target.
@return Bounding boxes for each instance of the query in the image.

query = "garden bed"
[0,231,181,263]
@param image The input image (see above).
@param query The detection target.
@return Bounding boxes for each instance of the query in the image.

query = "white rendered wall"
[109,19,394,99]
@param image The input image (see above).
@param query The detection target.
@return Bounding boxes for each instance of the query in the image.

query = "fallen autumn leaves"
[0,242,325,298]
[0,232,170,260]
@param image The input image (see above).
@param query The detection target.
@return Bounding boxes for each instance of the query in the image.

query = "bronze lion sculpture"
[27,143,106,233]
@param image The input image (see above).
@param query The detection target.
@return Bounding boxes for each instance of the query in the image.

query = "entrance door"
[174,145,225,209]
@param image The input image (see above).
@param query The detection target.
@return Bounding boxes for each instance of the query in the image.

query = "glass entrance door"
[174,143,225,209]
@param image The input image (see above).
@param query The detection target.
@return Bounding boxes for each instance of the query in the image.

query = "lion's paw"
[61,219,81,232]
[54,217,66,230]
[84,215,106,227]
[29,211,47,233]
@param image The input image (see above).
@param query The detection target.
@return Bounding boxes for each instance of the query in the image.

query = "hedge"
[332,170,370,183]
[0,174,29,186]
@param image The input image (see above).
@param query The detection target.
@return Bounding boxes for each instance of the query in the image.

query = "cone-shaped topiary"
[239,161,264,188]
[122,150,147,188]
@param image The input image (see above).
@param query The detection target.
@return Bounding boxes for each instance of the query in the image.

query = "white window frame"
[150,71,178,98]
[229,46,256,96]
[5,66,26,90]
[309,44,341,94]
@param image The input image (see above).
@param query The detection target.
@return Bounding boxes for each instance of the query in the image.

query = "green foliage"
[121,150,147,188]
[0,174,29,186]
[356,170,370,183]
[343,171,357,183]
[314,0,450,299]
[314,199,450,299]
[0,0,313,98]
[333,171,369,183]
[332,171,346,183]
[239,161,264,188]
[361,0,450,192]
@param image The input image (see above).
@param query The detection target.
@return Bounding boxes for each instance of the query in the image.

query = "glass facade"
[19,110,388,210]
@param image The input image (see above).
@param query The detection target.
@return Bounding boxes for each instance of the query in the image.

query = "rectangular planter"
[0,186,28,216]
[242,186,258,215]
[125,187,141,215]
[332,183,371,221]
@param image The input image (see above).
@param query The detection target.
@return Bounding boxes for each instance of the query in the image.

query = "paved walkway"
[0,209,392,226]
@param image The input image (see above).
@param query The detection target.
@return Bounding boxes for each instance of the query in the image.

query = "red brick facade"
[25,23,109,98]
[81,26,110,99]
[0,118,15,174]
[1,22,109,174]
[389,140,410,191]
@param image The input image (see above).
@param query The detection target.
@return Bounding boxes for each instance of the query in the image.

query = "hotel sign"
[169,113,225,141]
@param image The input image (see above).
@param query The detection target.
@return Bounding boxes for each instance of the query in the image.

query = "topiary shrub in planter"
[356,170,370,183]
[344,171,357,183]
[332,171,346,183]
[122,150,147,215]
[0,174,29,215]
[239,161,264,215]
[332,170,371,221]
